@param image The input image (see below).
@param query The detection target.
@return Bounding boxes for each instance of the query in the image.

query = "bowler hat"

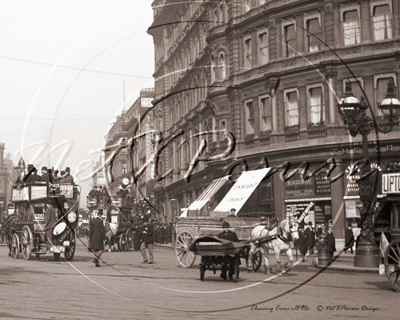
[65,167,71,172]
[42,166,47,171]
[222,221,230,228]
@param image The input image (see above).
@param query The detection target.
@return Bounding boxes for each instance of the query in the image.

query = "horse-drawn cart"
[174,215,263,272]
[190,236,250,282]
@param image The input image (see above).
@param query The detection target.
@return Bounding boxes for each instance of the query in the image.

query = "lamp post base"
[354,239,380,268]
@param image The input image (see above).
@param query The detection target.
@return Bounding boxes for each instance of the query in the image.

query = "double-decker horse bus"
[10,181,80,261]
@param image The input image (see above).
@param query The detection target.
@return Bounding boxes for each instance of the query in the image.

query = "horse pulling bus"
[8,182,80,261]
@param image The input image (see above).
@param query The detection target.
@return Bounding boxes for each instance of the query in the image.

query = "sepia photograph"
[0,0,399,319]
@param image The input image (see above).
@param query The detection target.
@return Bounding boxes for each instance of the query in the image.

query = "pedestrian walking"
[326,223,336,262]
[297,227,308,262]
[345,225,354,254]
[305,222,315,254]
[139,218,154,264]
[88,210,106,267]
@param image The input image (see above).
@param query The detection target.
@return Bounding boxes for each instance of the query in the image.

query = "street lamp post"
[338,80,400,267]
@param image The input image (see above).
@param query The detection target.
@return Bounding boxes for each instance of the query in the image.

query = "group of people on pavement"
[297,220,337,262]
[15,165,74,185]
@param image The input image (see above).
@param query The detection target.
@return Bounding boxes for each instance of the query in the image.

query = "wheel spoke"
[394,272,400,284]
[387,253,400,263]
[176,239,185,247]
[393,243,400,261]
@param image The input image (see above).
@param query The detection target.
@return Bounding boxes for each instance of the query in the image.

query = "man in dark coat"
[44,202,57,245]
[25,167,41,183]
[60,167,74,184]
[41,167,51,183]
[326,226,336,262]
[315,224,323,238]
[297,227,308,262]
[345,225,354,254]
[139,218,154,263]
[88,210,106,267]
[167,222,173,243]
[305,222,316,254]
[218,221,239,280]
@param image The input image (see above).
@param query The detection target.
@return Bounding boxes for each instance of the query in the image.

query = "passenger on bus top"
[25,166,41,183]
[40,167,52,183]
[60,167,74,184]
[52,170,59,183]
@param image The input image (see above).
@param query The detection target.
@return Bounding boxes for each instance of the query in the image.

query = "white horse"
[247,219,299,274]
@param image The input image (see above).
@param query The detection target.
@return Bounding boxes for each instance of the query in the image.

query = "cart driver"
[44,201,56,245]
[218,221,239,280]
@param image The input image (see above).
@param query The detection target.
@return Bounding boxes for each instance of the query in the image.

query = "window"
[308,86,325,125]
[122,162,127,174]
[219,52,226,79]
[244,37,252,69]
[284,24,297,57]
[306,18,322,52]
[285,91,299,127]
[258,31,269,65]
[245,0,251,12]
[375,76,396,116]
[260,96,272,132]
[245,100,255,135]
[343,10,360,45]
[372,4,392,41]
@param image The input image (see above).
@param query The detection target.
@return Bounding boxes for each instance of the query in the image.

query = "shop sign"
[345,165,360,195]
[286,203,311,220]
[60,184,73,199]
[31,186,47,200]
[314,169,331,196]
[12,187,29,201]
[382,173,400,194]
[285,173,314,197]
[345,200,361,218]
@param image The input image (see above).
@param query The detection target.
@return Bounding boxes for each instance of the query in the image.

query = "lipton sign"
[382,173,400,194]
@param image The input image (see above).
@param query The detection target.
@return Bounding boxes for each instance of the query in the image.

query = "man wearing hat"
[41,167,51,183]
[25,165,41,183]
[218,221,239,280]
[44,200,57,245]
[139,217,155,263]
[88,209,106,267]
[60,167,74,183]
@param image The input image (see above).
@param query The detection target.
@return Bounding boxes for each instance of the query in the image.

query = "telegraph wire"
[0,55,153,79]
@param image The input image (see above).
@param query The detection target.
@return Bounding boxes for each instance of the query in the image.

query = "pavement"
[154,242,380,273]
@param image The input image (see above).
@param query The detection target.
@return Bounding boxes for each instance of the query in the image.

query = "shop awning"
[180,175,231,217]
[214,168,271,214]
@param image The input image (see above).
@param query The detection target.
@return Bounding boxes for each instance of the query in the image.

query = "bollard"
[316,233,331,266]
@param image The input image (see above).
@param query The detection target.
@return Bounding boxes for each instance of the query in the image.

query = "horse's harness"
[258,220,294,245]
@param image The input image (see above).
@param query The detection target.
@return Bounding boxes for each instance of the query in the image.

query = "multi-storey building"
[0,143,18,222]
[148,0,400,247]
[102,88,156,199]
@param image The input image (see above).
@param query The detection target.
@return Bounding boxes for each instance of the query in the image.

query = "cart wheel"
[233,256,240,283]
[385,238,400,292]
[175,231,196,268]
[118,236,124,252]
[54,253,61,260]
[11,233,20,259]
[64,234,76,261]
[200,264,206,281]
[21,226,33,260]
[126,229,133,251]
[252,249,262,272]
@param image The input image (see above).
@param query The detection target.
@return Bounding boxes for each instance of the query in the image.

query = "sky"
[0,0,156,207]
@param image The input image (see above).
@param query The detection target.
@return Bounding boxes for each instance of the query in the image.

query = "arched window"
[218,52,226,80]
[219,2,223,22]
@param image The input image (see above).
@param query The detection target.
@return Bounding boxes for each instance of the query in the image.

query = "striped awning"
[180,176,230,217]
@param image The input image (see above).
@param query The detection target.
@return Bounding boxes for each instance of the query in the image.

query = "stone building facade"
[147,0,400,245]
